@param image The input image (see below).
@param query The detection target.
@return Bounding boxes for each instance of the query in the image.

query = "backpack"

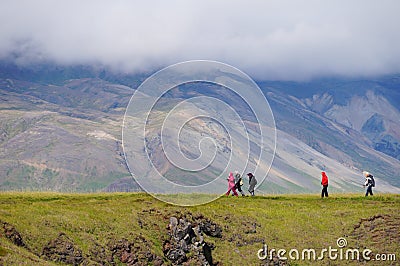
[370,175,375,187]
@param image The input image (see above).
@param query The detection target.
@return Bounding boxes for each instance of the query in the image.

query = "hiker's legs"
[225,188,231,196]
[237,185,245,196]
[365,186,373,196]
[322,185,328,197]
[248,185,255,196]
[231,187,239,196]
[248,188,255,196]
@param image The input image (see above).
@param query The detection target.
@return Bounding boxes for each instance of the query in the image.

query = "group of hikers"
[320,170,376,198]
[226,171,257,196]
[226,170,376,197]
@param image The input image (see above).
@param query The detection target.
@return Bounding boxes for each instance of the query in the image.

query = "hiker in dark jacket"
[234,171,245,196]
[247,173,257,196]
[363,171,375,196]
[321,171,329,198]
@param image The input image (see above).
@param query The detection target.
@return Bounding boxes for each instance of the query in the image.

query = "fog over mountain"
[1,0,400,81]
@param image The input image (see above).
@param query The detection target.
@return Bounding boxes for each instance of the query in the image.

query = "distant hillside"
[0,77,140,192]
[0,62,399,193]
[258,78,400,188]
[260,76,400,161]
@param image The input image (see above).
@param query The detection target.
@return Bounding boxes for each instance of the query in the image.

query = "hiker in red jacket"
[226,172,239,196]
[321,172,329,198]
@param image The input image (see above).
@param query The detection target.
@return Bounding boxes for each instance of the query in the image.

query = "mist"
[1,0,400,80]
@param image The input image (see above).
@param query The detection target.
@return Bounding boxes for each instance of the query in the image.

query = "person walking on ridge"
[247,173,257,196]
[234,171,245,196]
[226,172,239,196]
[321,171,329,198]
[363,171,375,197]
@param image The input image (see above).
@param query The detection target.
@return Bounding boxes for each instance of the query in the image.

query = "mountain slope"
[0,64,399,193]
[0,78,139,192]
[260,79,400,188]
[260,77,400,161]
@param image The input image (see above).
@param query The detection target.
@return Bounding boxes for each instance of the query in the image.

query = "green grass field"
[0,192,399,265]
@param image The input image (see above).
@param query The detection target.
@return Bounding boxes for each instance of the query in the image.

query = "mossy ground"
[0,192,399,265]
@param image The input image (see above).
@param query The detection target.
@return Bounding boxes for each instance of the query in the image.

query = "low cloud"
[1,0,400,80]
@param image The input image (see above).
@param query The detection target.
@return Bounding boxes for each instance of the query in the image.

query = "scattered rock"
[350,214,400,262]
[199,219,222,238]
[243,221,259,234]
[169,217,178,231]
[352,214,384,232]
[107,235,163,266]
[42,233,83,265]
[1,221,26,248]
[228,233,265,247]
[164,246,187,265]
[223,218,263,247]
[351,214,400,244]
[164,215,221,265]
[41,232,163,265]
[88,241,113,265]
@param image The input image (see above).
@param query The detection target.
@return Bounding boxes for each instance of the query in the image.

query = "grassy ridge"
[0,192,399,265]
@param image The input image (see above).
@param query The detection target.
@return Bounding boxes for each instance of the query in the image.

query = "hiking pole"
[351,181,365,188]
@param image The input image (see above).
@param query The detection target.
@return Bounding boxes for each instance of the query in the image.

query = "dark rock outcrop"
[42,233,83,265]
[1,221,26,248]
[164,215,222,265]
[107,236,163,266]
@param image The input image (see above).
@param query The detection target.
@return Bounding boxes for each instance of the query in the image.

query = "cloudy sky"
[1,0,400,80]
